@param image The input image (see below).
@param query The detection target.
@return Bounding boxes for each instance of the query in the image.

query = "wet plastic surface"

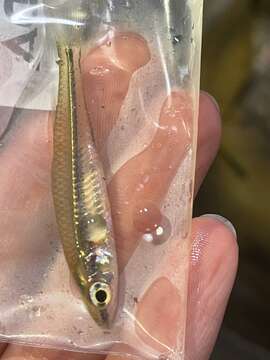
[0,1,203,359]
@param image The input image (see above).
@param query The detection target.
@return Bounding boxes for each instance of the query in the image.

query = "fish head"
[83,280,118,328]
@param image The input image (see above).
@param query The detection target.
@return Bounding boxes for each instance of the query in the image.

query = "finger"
[186,215,238,360]
[0,91,219,264]
[104,215,238,360]
[0,91,219,213]
[0,95,219,360]
[0,108,52,359]
[0,109,51,211]
[194,92,221,195]
[108,91,193,269]
[108,90,220,270]
[1,345,104,360]
[81,32,151,152]
[0,344,7,356]
[81,32,195,277]
[0,110,53,263]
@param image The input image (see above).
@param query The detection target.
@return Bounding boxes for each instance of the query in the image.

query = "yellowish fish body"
[52,44,118,328]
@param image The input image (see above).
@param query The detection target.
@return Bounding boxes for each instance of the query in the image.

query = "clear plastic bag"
[0,1,203,359]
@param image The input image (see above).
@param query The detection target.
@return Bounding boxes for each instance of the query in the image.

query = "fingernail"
[202,214,237,238]
[201,91,220,114]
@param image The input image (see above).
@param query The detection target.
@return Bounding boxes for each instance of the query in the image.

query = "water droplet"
[143,233,153,242]
[120,0,133,9]
[142,217,171,245]
[142,174,150,184]
[135,183,144,192]
[164,108,181,119]
[189,180,193,201]
[151,166,159,172]
[152,142,162,150]
[156,226,164,236]
[133,202,162,233]
[89,66,111,77]
[172,34,183,45]
[106,41,112,47]
[170,125,178,133]
[20,295,34,305]
[159,355,168,360]
[32,305,41,317]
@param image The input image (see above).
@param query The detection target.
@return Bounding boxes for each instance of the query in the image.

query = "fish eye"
[89,282,111,307]
[96,289,107,303]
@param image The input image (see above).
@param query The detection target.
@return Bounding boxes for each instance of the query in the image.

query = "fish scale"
[52,44,118,328]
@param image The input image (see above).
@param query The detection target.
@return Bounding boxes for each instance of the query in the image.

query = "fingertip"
[194,92,222,194]
[80,32,151,150]
[191,214,238,270]
[111,32,151,71]
[201,214,237,238]
[201,214,239,277]
[82,32,151,73]
[186,215,238,360]
[157,90,193,149]
[198,91,222,150]
[164,90,191,106]
[200,91,220,115]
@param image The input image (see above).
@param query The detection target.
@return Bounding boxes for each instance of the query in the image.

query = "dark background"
[196,0,270,358]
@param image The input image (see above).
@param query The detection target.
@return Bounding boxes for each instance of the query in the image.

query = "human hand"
[0,33,238,360]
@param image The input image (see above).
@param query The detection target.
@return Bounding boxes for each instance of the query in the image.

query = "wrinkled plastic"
[0,1,203,359]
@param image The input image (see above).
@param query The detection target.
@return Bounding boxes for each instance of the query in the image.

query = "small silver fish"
[52,44,118,328]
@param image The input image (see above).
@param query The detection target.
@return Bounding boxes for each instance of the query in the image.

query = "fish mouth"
[82,280,118,329]
[87,302,114,329]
